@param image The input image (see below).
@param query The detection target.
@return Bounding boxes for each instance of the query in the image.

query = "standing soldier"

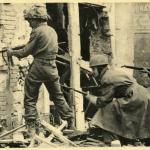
[7,4,74,145]
[85,54,150,146]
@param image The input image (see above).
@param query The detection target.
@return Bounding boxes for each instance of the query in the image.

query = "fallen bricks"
[0,121,122,147]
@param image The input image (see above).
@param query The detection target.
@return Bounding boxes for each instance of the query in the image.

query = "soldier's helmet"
[24,4,49,21]
[90,54,108,67]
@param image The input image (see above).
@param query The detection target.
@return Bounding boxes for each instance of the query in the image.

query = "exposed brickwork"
[0,3,31,129]
[0,4,17,125]
[90,29,111,56]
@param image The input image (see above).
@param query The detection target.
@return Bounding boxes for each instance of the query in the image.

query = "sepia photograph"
[0,1,150,148]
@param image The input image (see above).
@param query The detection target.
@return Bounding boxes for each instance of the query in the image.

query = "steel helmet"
[90,54,108,67]
[24,4,49,21]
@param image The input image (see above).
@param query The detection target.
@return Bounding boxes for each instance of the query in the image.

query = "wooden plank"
[39,121,67,147]
[0,139,28,144]
[46,120,67,141]
[0,139,13,143]
[41,120,78,147]
[34,135,58,147]
[0,124,25,139]
[68,3,85,131]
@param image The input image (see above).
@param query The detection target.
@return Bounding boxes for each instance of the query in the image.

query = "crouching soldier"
[7,4,74,146]
[85,54,150,146]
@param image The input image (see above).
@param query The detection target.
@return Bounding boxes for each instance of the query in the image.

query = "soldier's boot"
[67,118,76,130]
[102,130,114,146]
[27,121,36,147]
[63,118,76,135]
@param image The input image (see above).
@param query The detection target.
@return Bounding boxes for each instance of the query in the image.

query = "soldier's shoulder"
[106,67,130,76]
[101,67,134,85]
[36,25,56,34]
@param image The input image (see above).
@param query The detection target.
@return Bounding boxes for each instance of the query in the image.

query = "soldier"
[7,4,74,144]
[85,54,150,146]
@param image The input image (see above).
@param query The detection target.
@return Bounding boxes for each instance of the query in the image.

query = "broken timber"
[46,120,67,141]
[38,121,68,147]
[0,124,25,139]
[34,135,58,147]
[41,120,78,147]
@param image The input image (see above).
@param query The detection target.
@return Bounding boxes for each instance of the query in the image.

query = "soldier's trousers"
[24,59,73,123]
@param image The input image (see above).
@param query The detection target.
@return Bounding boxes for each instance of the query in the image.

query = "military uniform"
[88,67,150,140]
[11,12,73,124]
[7,4,74,147]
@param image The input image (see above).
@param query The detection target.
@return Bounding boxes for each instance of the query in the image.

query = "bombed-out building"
[0,2,149,145]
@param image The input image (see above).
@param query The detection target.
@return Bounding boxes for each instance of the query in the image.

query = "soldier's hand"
[85,93,97,105]
[7,48,13,57]
[85,93,92,100]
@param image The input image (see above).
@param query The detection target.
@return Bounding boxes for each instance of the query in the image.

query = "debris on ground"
[0,120,146,147]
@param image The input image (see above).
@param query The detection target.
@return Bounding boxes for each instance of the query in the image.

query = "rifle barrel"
[60,84,87,95]
[122,65,150,73]
[122,65,143,70]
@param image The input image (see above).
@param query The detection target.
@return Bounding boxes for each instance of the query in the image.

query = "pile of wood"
[0,120,78,148]
[0,120,121,147]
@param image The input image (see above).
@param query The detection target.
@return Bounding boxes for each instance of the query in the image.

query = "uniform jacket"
[13,22,58,60]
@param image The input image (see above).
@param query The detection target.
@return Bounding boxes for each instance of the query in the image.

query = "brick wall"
[0,3,31,129]
[0,4,17,129]
[0,3,49,129]
[89,7,112,63]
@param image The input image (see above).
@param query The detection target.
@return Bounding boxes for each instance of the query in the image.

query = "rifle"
[56,58,98,86]
[60,83,101,95]
[0,44,25,65]
[60,84,88,95]
[121,65,150,74]
[0,44,25,53]
[81,85,100,90]
[59,84,100,116]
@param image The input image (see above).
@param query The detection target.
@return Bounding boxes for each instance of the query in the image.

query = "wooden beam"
[46,120,67,141]
[0,124,25,139]
[41,120,78,147]
[34,135,58,147]
[107,4,116,66]
[68,3,85,131]
[38,122,67,148]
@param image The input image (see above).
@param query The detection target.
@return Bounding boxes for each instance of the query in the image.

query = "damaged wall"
[133,3,150,87]
[0,3,31,129]
[0,3,51,129]
[0,2,149,130]
[111,3,134,70]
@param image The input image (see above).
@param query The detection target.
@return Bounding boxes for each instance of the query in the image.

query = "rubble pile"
[0,120,122,148]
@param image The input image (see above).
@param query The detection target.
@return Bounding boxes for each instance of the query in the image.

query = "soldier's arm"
[96,88,115,107]
[12,30,38,59]
[85,85,115,108]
